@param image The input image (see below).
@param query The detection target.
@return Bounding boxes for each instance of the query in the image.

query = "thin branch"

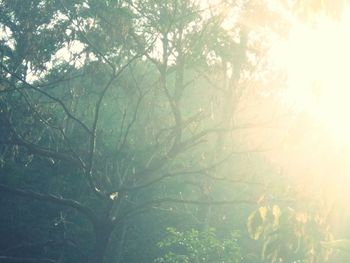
[116,90,146,152]
[204,174,266,187]
[0,139,81,166]
[117,197,257,224]
[115,173,178,193]
[0,63,92,135]
[0,112,83,166]
[0,183,98,226]
[10,87,86,169]
[114,157,266,194]
[0,256,57,263]
[86,54,140,198]
[59,1,116,72]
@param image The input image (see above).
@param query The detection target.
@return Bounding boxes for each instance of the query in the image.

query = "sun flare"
[271,6,350,145]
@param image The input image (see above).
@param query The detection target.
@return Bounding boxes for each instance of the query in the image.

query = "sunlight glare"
[270,7,350,145]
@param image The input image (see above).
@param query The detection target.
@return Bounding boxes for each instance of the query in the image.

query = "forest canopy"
[1,0,350,262]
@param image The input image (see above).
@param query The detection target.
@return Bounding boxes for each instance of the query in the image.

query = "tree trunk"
[115,222,127,263]
[90,221,113,263]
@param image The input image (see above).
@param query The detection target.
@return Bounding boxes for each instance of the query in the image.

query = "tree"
[0,0,305,262]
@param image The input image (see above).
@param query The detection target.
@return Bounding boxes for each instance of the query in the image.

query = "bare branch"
[0,183,98,226]
[86,54,140,198]
[0,63,92,135]
[204,174,266,187]
[116,90,146,152]
[155,198,257,206]
[0,256,57,263]
[117,197,258,224]
[0,138,81,166]
[116,173,179,193]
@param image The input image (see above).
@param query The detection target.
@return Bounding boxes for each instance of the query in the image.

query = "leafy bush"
[155,227,242,263]
[247,205,333,263]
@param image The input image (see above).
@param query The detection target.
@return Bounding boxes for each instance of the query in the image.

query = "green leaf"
[247,210,264,240]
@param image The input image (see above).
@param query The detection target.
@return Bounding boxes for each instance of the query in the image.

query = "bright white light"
[270,7,350,144]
